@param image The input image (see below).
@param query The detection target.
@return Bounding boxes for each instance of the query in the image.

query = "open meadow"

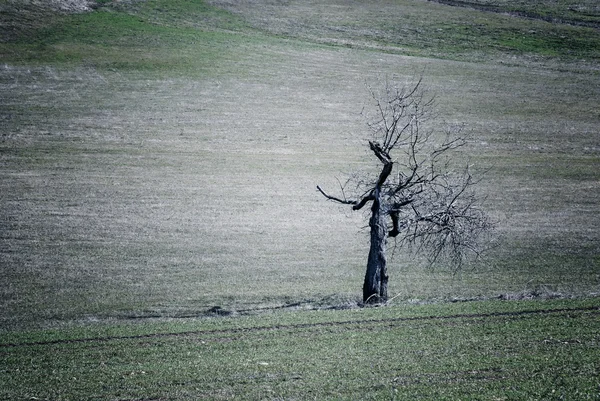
[0,0,599,399]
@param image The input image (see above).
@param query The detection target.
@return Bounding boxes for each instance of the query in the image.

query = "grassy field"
[0,0,599,398]
[1,298,599,400]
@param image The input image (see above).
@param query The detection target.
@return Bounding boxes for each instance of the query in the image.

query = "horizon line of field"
[1,305,598,349]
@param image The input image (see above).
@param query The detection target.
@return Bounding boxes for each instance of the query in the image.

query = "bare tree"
[317,78,493,304]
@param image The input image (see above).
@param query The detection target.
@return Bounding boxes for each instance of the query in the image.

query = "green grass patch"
[1,0,257,75]
[1,298,598,400]
[129,0,249,31]
[496,25,600,58]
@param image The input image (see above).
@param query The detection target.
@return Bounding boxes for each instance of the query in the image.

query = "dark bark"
[362,143,393,304]
[363,188,389,304]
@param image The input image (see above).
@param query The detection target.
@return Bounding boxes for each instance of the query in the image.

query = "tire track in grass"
[1,305,598,348]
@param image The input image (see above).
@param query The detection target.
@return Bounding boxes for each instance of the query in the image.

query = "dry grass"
[0,0,599,330]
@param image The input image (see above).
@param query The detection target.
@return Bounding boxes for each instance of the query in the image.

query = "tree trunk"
[363,189,389,304]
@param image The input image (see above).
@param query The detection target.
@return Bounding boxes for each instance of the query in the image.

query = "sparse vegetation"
[0,0,598,398]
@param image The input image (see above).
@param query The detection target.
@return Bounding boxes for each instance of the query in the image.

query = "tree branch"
[353,193,375,210]
[316,185,356,205]
[389,211,400,237]
[317,185,379,211]
[369,141,391,164]
[377,162,393,188]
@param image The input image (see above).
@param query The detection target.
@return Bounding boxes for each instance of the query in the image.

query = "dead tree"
[317,78,493,304]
